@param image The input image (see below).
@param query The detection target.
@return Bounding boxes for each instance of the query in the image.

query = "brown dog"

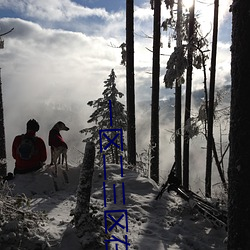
[48,121,69,176]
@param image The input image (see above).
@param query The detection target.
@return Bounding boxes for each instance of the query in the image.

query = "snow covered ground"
[0,163,227,250]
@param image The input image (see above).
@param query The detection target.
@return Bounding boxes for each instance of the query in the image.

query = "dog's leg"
[64,152,68,171]
[61,149,68,171]
[57,154,61,164]
[52,150,60,177]
[61,153,65,165]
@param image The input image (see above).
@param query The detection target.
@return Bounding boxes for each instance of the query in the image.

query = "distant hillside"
[137,85,231,124]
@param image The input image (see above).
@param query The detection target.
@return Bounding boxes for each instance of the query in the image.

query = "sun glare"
[183,0,194,9]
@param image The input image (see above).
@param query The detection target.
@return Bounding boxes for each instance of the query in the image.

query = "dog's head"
[53,121,69,131]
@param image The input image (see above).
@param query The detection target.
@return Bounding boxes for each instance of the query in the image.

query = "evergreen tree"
[163,1,209,187]
[183,0,195,190]
[0,29,14,177]
[228,0,250,248]
[150,0,161,184]
[126,0,136,166]
[0,69,6,177]
[205,0,219,198]
[80,69,127,164]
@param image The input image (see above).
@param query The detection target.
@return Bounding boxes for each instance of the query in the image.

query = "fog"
[0,1,231,194]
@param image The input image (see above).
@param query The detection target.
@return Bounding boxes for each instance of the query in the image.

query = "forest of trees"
[79,0,229,197]
[1,0,249,248]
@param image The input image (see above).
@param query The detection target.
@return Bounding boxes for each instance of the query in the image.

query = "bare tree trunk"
[211,137,227,191]
[74,142,95,226]
[150,0,161,184]
[126,0,136,166]
[0,30,13,178]
[0,69,7,177]
[205,0,219,197]
[74,142,107,249]
[228,0,250,248]
[183,0,195,190]
[175,0,183,183]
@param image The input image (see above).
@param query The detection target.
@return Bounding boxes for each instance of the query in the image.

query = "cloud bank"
[0,0,232,192]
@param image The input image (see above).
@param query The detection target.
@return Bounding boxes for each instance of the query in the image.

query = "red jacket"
[12,131,47,171]
[48,128,68,149]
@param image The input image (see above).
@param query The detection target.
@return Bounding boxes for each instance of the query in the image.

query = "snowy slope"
[0,164,227,250]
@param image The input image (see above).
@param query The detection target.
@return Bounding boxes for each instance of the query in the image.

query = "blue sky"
[73,0,126,12]
[0,0,152,36]
[0,0,232,173]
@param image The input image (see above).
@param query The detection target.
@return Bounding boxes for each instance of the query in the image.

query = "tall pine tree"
[228,0,250,248]
[126,0,136,166]
[0,29,14,177]
[150,0,161,184]
[0,69,6,177]
[80,69,127,164]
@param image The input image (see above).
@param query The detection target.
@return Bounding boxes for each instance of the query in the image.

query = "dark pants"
[14,165,43,175]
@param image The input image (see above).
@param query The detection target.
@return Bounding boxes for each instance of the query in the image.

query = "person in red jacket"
[12,119,47,174]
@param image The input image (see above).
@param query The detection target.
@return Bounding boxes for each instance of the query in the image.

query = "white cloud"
[195,0,232,38]
[0,17,128,169]
[134,4,153,21]
[0,0,110,21]
[2,18,129,106]
[0,0,131,22]
[0,0,232,178]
